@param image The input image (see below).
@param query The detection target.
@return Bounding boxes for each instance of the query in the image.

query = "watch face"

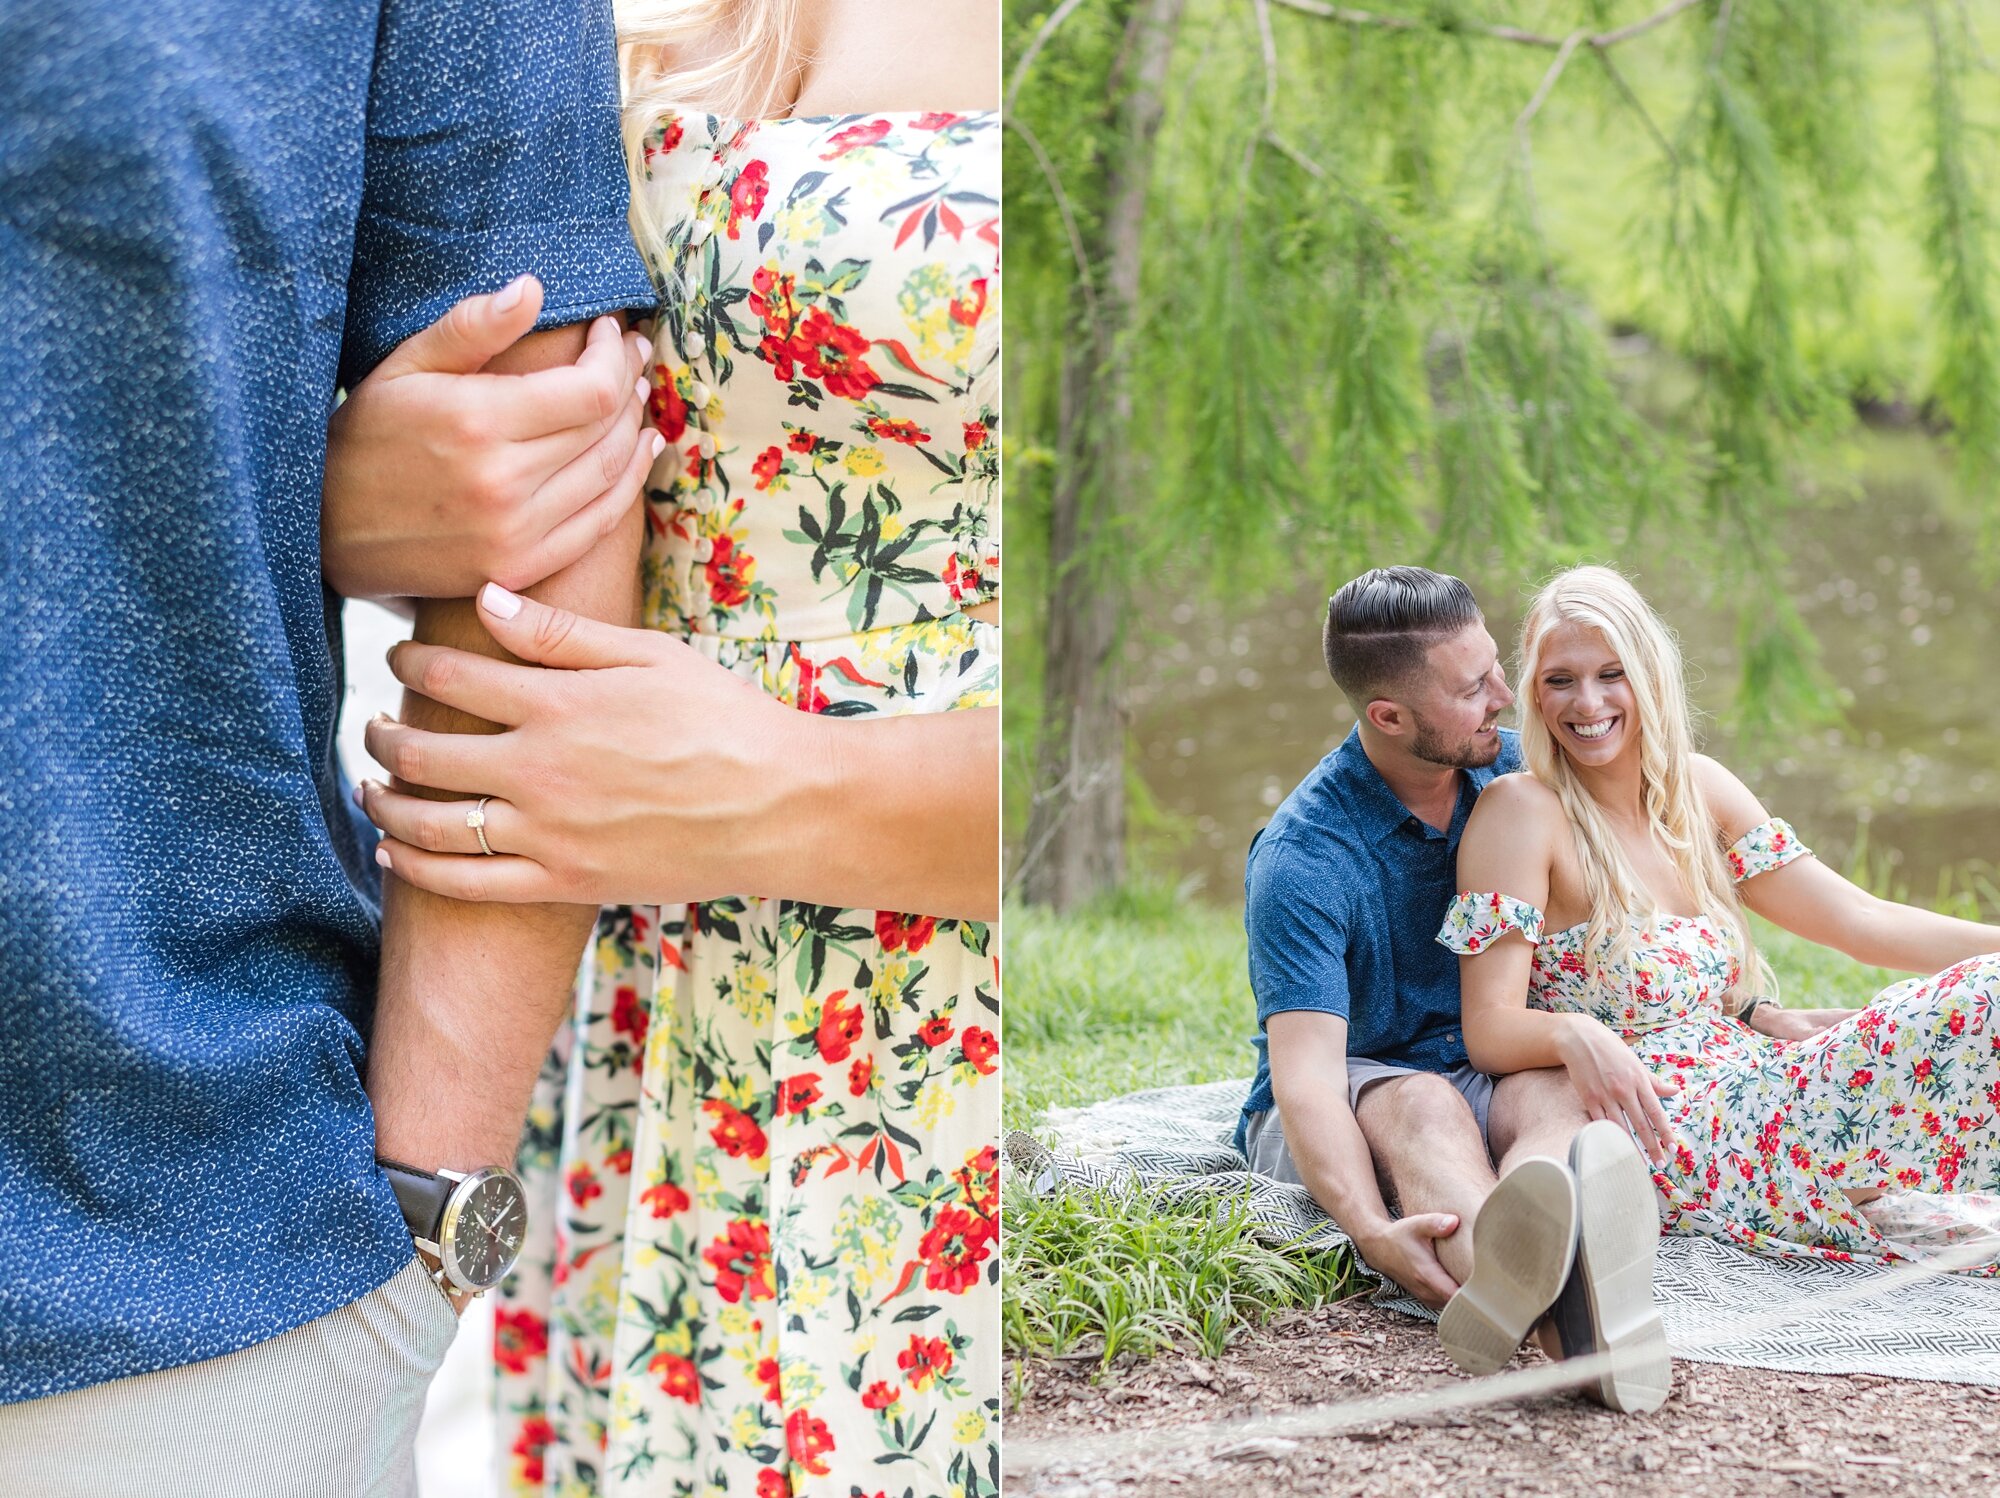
[439,1167,529,1292]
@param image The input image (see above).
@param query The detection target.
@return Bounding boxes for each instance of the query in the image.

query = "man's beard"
[1410,713,1502,769]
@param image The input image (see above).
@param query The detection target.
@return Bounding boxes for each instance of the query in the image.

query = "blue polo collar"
[1330,726,1500,845]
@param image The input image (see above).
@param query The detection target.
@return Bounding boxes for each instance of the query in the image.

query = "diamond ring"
[467,797,495,856]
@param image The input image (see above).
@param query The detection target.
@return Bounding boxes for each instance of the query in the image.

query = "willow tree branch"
[1270,0,1705,53]
[1003,113,1104,334]
[1006,0,1091,117]
[1593,46,1680,167]
[1515,30,1588,131]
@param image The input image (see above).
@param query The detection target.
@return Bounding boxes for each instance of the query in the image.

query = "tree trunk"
[1016,0,1185,911]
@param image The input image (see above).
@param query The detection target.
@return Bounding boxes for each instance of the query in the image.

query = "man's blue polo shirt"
[1237,727,1522,1151]
[0,2,655,1403]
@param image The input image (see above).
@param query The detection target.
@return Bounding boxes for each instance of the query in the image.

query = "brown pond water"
[1128,427,2000,909]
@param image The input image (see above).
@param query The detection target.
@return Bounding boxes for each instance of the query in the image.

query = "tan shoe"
[1547,1119,1673,1413]
[1437,1155,1579,1376]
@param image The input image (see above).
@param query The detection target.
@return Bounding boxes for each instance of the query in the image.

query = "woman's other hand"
[1552,1014,1681,1166]
[1751,1005,1849,1041]
[358,583,812,906]
[323,276,663,601]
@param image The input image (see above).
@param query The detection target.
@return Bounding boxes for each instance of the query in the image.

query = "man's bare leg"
[1353,1074,1497,1288]
[1488,1067,1589,1174]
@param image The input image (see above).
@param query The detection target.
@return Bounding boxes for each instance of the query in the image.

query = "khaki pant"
[0,1258,458,1497]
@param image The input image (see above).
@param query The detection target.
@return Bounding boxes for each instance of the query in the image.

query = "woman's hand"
[1552,1014,1681,1166]
[323,275,663,601]
[358,584,809,906]
[1750,1005,1850,1041]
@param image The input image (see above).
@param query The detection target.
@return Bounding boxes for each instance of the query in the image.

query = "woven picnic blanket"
[1006,1079,2000,1386]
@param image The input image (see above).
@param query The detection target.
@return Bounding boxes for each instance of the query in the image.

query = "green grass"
[1003,880,1979,1372]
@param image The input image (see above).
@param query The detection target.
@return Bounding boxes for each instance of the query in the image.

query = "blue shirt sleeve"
[339,0,659,387]
[1244,835,1351,1027]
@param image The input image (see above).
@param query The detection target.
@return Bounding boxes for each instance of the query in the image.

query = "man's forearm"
[1272,1087,1397,1243]
[366,321,644,1173]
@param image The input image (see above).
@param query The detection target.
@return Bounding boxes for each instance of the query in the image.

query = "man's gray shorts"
[0,1257,458,1497]
[1243,1058,1496,1185]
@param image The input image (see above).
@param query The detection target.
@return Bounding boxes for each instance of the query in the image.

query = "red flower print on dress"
[875,911,938,952]
[752,446,785,491]
[817,989,863,1063]
[787,429,815,453]
[703,1098,770,1160]
[755,1468,789,1498]
[916,1014,954,1048]
[777,1073,823,1116]
[704,1218,776,1304]
[750,265,800,337]
[493,1307,548,1376]
[912,112,965,131]
[897,1334,954,1391]
[866,416,929,445]
[848,1056,875,1096]
[641,1179,691,1218]
[941,552,990,603]
[644,115,686,163]
[961,1026,998,1075]
[648,368,688,443]
[949,277,988,327]
[916,1205,997,1294]
[861,1380,900,1410]
[605,1147,633,1175]
[793,308,882,401]
[756,1356,784,1403]
[728,160,770,239]
[511,1416,556,1487]
[963,420,987,450]
[705,531,755,607]
[648,1351,701,1404]
[610,984,648,1048]
[566,1163,602,1207]
[786,1407,837,1475]
[822,119,892,158]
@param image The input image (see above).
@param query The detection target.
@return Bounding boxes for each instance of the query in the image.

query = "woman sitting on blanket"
[1444,565,2000,1270]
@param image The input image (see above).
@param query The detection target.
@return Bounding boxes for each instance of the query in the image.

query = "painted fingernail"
[635,377,650,402]
[493,274,532,312]
[481,582,523,619]
[650,432,667,458]
[351,783,365,808]
[636,335,653,363]
[375,846,392,870]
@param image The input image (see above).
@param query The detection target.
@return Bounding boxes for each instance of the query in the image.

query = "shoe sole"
[1562,1120,1673,1413]
[1437,1156,1579,1376]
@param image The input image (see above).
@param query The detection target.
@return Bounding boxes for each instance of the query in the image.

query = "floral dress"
[492,111,1001,1498]
[1439,819,2000,1273]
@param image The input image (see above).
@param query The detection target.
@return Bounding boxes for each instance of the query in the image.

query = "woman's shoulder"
[1689,753,1769,843]
[1465,772,1566,852]
[1473,770,1564,820]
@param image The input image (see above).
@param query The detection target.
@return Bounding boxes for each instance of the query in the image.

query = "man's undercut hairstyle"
[1322,566,1482,709]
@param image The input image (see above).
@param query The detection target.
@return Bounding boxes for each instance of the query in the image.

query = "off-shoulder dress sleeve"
[1723,818,1813,884]
[1438,891,1546,954]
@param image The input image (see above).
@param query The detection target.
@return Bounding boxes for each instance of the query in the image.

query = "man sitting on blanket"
[1236,565,1672,1411]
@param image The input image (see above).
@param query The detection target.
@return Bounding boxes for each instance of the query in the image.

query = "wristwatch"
[377,1156,529,1296]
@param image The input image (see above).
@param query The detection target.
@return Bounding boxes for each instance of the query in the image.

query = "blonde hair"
[613,0,809,280]
[1517,567,1770,1011]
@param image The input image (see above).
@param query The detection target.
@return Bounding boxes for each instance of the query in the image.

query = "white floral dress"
[1440,819,2000,1271]
[492,111,1000,1498]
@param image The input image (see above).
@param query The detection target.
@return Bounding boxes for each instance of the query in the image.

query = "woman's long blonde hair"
[613,1,808,278]
[1518,567,1769,1010]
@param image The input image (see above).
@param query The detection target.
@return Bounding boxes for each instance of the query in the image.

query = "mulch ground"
[1006,1296,2000,1498]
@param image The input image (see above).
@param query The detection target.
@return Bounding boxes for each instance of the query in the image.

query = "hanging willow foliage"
[1007,0,2000,908]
